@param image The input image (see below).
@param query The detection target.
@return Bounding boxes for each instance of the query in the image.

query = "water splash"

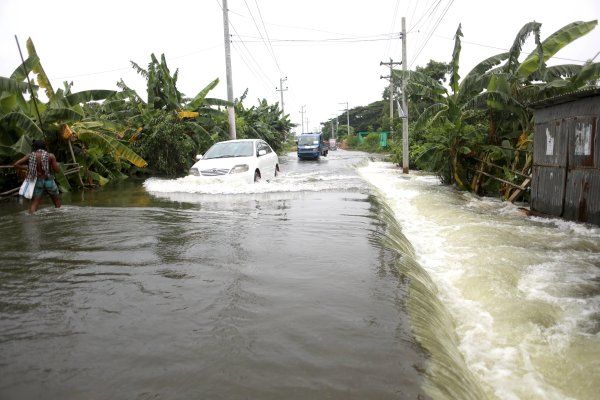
[360,162,600,400]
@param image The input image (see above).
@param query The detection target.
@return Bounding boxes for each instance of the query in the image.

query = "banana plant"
[0,38,147,191]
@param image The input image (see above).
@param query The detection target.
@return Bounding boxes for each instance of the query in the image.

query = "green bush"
[361,133,380,153]
[345,135,360,149]
[134,113,197,177]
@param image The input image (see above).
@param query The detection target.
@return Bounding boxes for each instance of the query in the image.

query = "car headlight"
[229,164,249,174]
[189,168,200,176]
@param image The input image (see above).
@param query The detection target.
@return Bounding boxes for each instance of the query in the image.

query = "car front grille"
[200,168,230,176]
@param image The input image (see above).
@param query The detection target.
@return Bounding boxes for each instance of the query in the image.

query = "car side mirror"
[258,149,267,156]
[196,154,203,160]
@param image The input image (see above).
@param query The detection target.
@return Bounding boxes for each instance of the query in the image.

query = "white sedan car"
[189,139,279,183]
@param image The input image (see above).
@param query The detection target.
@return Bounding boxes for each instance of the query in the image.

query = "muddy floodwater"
[1,150,599,400]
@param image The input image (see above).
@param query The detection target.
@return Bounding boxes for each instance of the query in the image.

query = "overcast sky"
[1,0,599,134]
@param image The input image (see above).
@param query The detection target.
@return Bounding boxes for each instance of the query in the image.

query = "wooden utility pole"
[221,0,237,139]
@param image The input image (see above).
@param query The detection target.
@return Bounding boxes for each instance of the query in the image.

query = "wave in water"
[143,171,366,197]
[359,162,600,400]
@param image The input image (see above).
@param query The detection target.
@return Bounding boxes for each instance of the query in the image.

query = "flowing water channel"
[0,150,598,400]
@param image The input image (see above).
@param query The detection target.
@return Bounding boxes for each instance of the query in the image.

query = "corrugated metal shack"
[530,87,600,225]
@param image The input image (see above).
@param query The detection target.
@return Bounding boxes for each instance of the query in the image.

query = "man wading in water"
[14,140,61,213]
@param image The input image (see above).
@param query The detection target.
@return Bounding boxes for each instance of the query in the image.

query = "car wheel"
[274,165,279,177]
[254,170,261,183]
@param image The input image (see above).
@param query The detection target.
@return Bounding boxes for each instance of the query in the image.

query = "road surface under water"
[0,151,430,400]
[1,151,598,400]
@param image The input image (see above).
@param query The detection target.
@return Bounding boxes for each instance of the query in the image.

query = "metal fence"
[531,92,600,225]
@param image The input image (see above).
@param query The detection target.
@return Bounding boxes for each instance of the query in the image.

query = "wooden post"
[67,140,85,187]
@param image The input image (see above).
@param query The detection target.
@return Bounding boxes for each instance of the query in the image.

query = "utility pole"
[339,102,350,136]
[380,58,402,140]
[276,76,288,114]
[331,118,335,139]
[300,105,306,134]
[401,17,409,173]
[221,0,236,139]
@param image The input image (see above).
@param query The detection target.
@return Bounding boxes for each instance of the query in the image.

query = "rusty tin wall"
[532,96,600,225]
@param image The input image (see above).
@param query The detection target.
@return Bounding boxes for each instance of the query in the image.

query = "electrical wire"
[383,0,401,60]
[215,0,276,91]
[53,44,222,80]
[433,34,591,64]
[242,0,281,76]
[254,0,283,76]
[409,0,442,53]
[232,32,399,43]
[408,0,437,33]
[410,0,454,67]
[227,7,361,38]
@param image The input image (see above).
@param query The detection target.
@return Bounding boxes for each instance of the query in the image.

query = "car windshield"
[298,136,319,145]
[203,142,254,159]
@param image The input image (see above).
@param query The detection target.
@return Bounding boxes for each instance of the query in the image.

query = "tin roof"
[529,86,600,109]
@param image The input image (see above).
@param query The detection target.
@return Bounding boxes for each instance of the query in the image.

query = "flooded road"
[1,151,599,400]
[0,151,430,399]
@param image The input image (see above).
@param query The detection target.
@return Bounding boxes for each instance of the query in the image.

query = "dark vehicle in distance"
[297,133,328,160]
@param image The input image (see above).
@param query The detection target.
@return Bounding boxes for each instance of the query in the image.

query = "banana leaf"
[10,134,31,155]
[187,78,220,110]
[0,76,29,94]
[572,62,600,87]
[76,128,147,168]
[450,24,463,94]
[517,20,598,79]
[44,107,84,123]
[10,54,40,81]
[26,38,55,98]
[0,112,43,137]
[65,90,117,105]
[505,22,541,73]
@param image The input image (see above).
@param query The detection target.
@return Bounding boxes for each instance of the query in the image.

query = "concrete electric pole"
[221,0,236,139]
[380,59,401,140]
[401,17,409,174]
[339,102,350,136]
[300,105,306,134]
[276,76,288,115]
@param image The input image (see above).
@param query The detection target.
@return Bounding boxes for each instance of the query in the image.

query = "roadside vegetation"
[0,40,292,194]
[326,20,600,199]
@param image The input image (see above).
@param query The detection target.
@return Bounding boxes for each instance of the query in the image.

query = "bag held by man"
[19,178,37,199]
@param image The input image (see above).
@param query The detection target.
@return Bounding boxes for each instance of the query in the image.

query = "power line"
[410,0,454,67]
[409,0,420,23]
[241,0,281,76]
[227,7,362,38]
[215,0,275,89]
[433,34,591,64]
[409,0,443,54]
[383,0,401,59]
[253,0,282,75]
[215,0,275,97]
[408,0,438,33]
[53,44,222,80]
[232,32,399,43]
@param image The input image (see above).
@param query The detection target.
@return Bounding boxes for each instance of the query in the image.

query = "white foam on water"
[359,162,600,400]
[143,172,364,196]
